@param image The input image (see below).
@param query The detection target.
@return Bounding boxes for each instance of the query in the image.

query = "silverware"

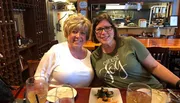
[167,88,180,100]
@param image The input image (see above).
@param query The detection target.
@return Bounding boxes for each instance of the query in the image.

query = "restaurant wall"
[88,0,178,37]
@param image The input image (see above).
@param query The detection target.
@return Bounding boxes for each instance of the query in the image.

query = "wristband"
[176,80,180,89]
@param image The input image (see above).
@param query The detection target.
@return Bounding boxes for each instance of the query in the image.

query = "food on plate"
[96,98,118,103]
[95,87,117,103]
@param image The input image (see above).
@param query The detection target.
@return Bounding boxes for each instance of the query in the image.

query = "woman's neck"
[69,46,87,59]
[102,40,116,53]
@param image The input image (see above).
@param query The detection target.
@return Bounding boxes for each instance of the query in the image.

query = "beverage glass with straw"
[126,82,152,103]
[26,76,48,103]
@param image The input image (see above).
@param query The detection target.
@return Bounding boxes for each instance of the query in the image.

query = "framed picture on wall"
[170,15,178,27]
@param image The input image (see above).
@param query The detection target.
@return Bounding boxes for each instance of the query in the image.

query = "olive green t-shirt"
[91,36,163,89]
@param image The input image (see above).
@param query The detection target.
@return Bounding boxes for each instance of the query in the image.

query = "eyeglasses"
[95,26,112,34]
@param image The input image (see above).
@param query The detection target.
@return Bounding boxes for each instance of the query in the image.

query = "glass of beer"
[126,82,152,103]
[26,76,48,103]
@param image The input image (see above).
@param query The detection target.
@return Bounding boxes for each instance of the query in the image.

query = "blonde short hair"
[63,13,92,40]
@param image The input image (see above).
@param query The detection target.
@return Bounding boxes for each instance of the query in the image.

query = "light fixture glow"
[53,0,67,2]
[106,4,126,10]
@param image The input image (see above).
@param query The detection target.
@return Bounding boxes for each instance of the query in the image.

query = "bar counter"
[83,38,180,51]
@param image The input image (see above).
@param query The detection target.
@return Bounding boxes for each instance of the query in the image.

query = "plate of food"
[89,87,123,103]
[47,87,77,102]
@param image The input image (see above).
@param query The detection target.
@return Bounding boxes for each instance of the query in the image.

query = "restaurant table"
[12,86,180,103]
[138,38,180,51]
[83,41,101,51]
[83,39,180,51]
[12,87,127,103]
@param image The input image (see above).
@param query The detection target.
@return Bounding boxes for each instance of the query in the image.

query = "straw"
[35,94,39,103]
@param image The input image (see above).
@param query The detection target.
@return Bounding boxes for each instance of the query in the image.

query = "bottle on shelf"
[155,27,161,38]
[17,33,22,46]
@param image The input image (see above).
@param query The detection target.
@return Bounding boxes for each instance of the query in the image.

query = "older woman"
[35,13,94,87]
[90,13,180,89]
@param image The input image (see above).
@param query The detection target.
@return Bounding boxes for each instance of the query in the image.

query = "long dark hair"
[92,13,118,43]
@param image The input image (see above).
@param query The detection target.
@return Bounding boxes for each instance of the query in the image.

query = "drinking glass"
[56,84,74,103]
[126,82,152,103]
[26,76,48,103]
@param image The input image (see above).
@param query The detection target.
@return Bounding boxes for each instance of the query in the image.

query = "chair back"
[147,47,169,67]
[27,60,40,77]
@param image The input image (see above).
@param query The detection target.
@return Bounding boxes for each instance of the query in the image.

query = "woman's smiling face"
[67,29,87,48]
[95,20,115,45]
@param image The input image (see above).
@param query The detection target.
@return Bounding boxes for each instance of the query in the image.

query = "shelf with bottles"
[12,1,34,10]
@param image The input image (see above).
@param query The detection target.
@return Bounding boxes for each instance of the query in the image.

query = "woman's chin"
[72,44,82,48]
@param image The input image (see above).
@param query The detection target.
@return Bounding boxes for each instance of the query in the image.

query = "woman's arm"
[34,50,57,82]
[142,54,180,86]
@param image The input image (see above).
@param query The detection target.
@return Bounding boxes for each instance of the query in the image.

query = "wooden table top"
[138,38,180,50]
[83,39,180,51]
[12,87,180,103]
[12,87,127,103]
[83,41,101,51]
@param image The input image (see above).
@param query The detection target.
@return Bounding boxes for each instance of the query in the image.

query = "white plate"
[47,87,77,102]
[89,88,123,103]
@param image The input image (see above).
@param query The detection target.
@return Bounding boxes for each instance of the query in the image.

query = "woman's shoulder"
[119,36,139,45]
[46,42,68,54]
[91,46,102,59]
[120,36,136,41]
[50,42,67,50]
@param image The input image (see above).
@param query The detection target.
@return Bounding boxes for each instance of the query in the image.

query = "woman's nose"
[75,32,81,37]
[100,29,106,36]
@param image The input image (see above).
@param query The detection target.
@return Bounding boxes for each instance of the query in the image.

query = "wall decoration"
[170,15,178,27]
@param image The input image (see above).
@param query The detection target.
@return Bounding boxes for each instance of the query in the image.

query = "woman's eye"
[72,30,78,34]
[80,32,86,35]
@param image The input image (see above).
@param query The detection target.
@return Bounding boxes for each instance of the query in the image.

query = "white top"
[34,42,94,87]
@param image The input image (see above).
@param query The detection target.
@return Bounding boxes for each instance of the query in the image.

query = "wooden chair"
[27,60,40,77]
[27,40,58,77]
[169,51,180,76]
[147,47,169,68]
[147,47,170,88]
[49,40,59,49]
